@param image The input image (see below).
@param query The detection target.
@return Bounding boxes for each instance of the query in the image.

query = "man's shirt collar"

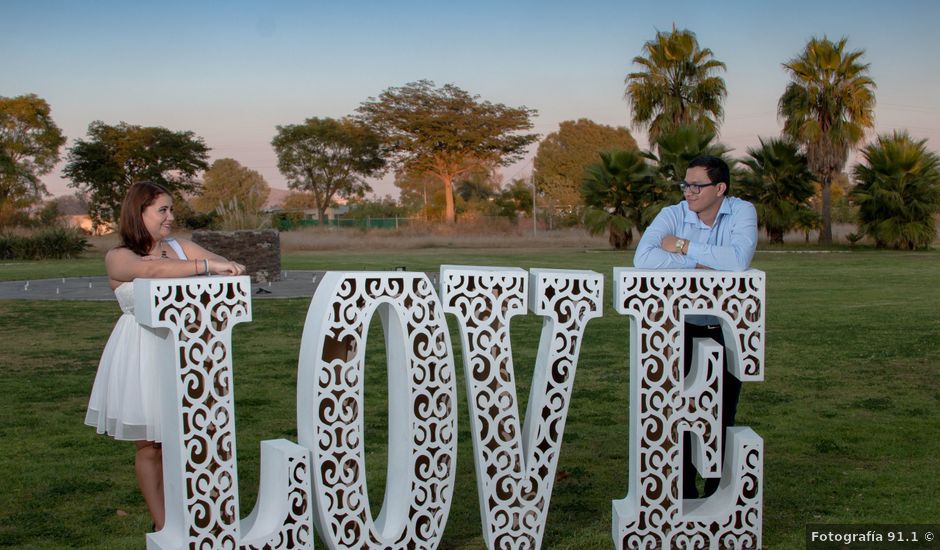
[681,197,731,227]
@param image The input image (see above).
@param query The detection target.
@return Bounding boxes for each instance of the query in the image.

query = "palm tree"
[779,36,876,244]
[639,124,734,217]
[644,124,731,184]
[851,131,940,249]
[737,138,817,244]
[581,150,656,249]
[625,26,727,145]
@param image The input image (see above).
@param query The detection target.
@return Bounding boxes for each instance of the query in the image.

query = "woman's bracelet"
[194,259,199,275]
[204,258,210,276]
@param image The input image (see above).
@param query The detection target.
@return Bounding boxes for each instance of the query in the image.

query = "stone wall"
[192,229,281,283]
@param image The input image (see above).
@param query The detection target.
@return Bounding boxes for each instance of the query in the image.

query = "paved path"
[0,271,330,301]
[0,270,443,301]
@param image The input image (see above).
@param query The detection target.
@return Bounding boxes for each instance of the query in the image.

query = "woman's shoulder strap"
[163,237,188,260]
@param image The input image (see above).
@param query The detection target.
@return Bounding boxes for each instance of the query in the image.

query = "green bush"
[273,211,305,231]
[0,234,16,259]
[179,210,219,230]
[0,227,89,260]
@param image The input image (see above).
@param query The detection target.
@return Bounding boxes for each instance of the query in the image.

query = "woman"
[84,181,245,530]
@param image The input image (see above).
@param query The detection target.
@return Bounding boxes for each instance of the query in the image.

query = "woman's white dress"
[85,239,187,442]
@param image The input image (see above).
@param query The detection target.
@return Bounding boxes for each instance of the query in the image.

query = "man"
[634,155,757,271]
[633,155,758,499]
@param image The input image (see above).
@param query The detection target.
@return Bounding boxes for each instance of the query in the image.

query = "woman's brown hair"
[118,181,172,256]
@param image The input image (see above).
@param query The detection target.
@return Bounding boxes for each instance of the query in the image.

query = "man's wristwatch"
[675,238,686,254]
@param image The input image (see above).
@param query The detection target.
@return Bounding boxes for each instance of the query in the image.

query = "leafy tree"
[456,188,493,219]
[456,180,496,202]
[397,162,498,219]
[281,191,319,211]
[49,193,88,216]
[34,200,63,228]
[64,121,210,227]
[454,162,501,201]
[271,117,384,223]
[493,178,534,220]
[0,94,66,226]
[345,195,411,221]
[452,162,499,218]
[581,149,656,249]
[851,131,940,249]
[625,26,727,145]
[274,190,319,229]
[356,80,538,224]
[737,137,817,243]
[172,198,218,230]
[395,168,444,221]
[31,193,90,229]
[193,158,270,214]
[779,36,876,243]
[533,119,638,208]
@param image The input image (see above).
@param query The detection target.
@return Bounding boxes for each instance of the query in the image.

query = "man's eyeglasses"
[678,181,720,194]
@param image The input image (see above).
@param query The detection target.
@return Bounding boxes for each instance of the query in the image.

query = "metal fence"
[277,217,414,230]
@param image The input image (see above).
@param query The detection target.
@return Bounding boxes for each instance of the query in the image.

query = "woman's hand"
[208,259,246,276]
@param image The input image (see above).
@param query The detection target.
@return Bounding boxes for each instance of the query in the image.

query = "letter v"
[440,266,603,550]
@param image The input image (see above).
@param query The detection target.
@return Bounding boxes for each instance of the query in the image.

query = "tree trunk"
[318,205,329,227]
[443,174,456,225]
[609,227,632,249]
[818,173,833,244]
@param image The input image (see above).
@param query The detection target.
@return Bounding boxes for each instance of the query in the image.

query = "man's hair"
[118,181,172,256]
[688,156,730,192]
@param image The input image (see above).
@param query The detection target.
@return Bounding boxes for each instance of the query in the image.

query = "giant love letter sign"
[440,267,603,549]
[129,267,764,549]
[611,269,765,550]
[134,277,313,550]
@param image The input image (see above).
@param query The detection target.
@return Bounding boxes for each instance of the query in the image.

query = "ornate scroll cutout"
[297,272,458,549]
[134,276,312,550]
[611,269,764,550]
[441,266,603,550]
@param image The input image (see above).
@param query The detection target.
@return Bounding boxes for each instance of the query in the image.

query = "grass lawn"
[1,247,938,548]
[0,257,105,282]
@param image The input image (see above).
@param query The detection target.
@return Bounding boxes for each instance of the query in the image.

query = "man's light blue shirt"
[633,196,757,271]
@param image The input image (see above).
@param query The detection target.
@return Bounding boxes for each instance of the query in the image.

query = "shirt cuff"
[684,242,702,265]
[674,250,697,268]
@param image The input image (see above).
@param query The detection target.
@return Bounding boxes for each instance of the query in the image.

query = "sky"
[3,0,939,198]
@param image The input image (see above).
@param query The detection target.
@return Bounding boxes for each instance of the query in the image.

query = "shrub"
[173,199,219,230]
[0,227,89,259]
[272,211,306,231]
[852,131,940,249]
[846,232,864,247]
[181,210,219,230]
[0,234,17,259]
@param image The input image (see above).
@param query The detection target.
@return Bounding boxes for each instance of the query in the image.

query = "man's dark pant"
[682,322,742,499]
